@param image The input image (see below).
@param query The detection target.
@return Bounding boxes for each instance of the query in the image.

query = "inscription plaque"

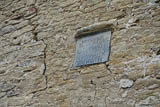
[73,30,111,67]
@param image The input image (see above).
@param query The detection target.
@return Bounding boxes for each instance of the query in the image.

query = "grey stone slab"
[73,30,111,67]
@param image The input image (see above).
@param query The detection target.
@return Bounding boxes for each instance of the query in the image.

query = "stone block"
[0,25,17,36]
[0,82,15,92]
[120,79,133,89]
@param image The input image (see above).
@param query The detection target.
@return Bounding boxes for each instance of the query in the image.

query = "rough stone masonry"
[0,0,160,107]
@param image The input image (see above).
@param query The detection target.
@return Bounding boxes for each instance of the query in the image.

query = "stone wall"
[0,0,160,107]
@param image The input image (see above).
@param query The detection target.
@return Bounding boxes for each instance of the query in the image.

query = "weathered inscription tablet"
[73,30,111,67]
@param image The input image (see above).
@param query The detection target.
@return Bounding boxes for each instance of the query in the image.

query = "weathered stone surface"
[135,93,160,107]
[8,95,33,106]
[26,0,36,6]
[120,79,134,89]
[15,20,29,29]
[147,84,159,90]
[0,102,7,107]
[156,73,160,79]
[0,82,15,92]
[0,0,160,106]
[0,92,6,98]
[0,70,5,74]
[0,25,17,36]
[75,19,117,38]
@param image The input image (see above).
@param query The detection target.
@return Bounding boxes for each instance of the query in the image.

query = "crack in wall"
[93,86,97,103]
[90,80,97,103]
[104,63,112,74]
[105,96,107,107]
[44,75,48,88]
[41,39,47,75]
[32,24,39,41]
